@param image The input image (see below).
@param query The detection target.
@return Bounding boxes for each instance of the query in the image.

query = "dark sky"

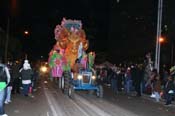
[108,0,175,63]
[0,0,175,63]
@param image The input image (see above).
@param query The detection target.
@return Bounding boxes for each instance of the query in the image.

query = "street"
[5,77,175,116]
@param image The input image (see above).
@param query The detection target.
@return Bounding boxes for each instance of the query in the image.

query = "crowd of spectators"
[95,60,175,106]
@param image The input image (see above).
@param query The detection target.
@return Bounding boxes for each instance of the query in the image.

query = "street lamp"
[24,30,29,35]
[159,37,164,43]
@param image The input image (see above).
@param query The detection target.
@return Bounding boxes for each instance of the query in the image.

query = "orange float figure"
[53,18,89,68]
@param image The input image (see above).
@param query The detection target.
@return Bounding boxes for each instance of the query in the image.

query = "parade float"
[48,18,103,98]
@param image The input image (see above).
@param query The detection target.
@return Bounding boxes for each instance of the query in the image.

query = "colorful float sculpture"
[48,18,90,78]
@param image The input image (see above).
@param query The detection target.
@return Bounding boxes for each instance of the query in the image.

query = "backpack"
[0,65,7,83]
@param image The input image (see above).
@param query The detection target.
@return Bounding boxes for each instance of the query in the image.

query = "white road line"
[44,89,58,116]
[69,99,90,116]
[47,112,50,116]
[53,89,90,116]
[75,94,112,116]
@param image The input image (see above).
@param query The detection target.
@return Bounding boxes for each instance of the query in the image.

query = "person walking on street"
[0,59,11,116]
[19,60,33,97]
[12,62,21,94]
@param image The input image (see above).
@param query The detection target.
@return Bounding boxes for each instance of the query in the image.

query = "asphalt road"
[5,78,175,116]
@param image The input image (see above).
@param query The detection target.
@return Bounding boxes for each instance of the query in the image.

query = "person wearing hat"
[19,60,34,96]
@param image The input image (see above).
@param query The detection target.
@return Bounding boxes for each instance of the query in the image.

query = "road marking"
[44,90,58,116]
[47,112,50,116]
[69,99,90,116]
[14,110,20,113]
[75,94,112,116]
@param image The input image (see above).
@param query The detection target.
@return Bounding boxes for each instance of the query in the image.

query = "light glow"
[92,75,96,80]
[159,37,164,43]
[77,74,83,80]
[24,30,29,35]
[40,66,48,73]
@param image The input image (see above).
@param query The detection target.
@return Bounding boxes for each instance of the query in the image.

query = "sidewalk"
[105,84,175,107]
[141,93,175,107]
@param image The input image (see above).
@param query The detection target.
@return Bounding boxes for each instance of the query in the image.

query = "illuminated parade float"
[48,18,103,98]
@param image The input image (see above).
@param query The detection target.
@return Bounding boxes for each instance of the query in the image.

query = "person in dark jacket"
[131,65,141,96]
[32,67,39,91]
[19,60,33,96]
[111,70,118,94]
[11,62,21,94]
[164,76,175,105]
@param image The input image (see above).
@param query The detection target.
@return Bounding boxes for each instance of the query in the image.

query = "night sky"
[0,0,175,64]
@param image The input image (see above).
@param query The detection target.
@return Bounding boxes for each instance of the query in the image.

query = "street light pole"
[155,0,163,73]
[4,0,17,63]
[4,17,10,63]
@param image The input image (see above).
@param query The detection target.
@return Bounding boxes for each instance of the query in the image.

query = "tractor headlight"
[77,74,83,80]
[92,75,96,80]
[40,66,48,73]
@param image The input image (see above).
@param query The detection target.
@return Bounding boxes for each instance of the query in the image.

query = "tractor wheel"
[61,76,64,89]
[58,77,62,89]
[63,71,71,95]
[97,85,103,98]
[63,76,69,95]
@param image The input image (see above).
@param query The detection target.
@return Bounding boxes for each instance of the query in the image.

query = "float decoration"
[88,52,95,69]
[48,18,94,78]
[48,49,63,77]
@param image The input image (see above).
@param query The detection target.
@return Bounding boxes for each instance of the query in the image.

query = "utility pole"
[155,0,163,73]
[4,0,17,63]
[4,18,10,63]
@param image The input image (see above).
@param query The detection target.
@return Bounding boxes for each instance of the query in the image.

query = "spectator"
[32,67,39,91]
[150,69,158,98]
[164,76,175,106]
[153,74,161,102]
[19,60,34,97]
[0,59,10,116]
[111,70,118,94]
[131,65,141,96]
[12,62,21,94]
[124,67,132,94]
[4,64,13,104]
